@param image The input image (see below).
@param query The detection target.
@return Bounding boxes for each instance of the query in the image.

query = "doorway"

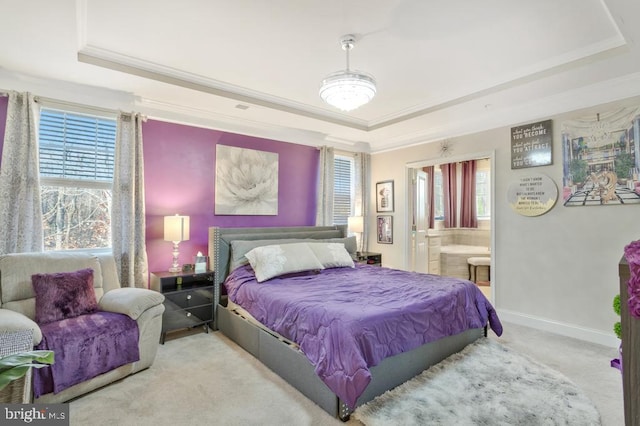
[406,151,495,301]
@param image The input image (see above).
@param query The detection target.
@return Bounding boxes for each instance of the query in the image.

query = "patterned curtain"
[354,152,370,252]
[441,162,458,228]
[0,92,43,254]
[112,112,148,288]
[315,146,334,226]
[460,160,478,228]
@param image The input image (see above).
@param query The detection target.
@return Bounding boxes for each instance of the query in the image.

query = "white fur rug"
[353,338,601,426]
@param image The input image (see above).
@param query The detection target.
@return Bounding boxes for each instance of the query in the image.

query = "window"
[476,169,491,219]
[333,155,355,225]
[432,161,491,222]
[39,108,117,250]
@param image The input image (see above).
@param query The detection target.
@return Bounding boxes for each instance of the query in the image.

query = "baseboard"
[497,309,619,348]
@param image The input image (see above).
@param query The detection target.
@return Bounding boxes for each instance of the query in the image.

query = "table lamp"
[348,216,364,255]
[164,214,190,272]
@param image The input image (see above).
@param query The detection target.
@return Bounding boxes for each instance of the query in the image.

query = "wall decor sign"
[561,107,640,206]
[215,145,279,215]
[377,215,393,244]
[507,173,558,216]
[510,119,553,169]
[376,180,394,212]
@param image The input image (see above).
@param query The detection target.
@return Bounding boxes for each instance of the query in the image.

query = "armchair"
[0,251,164,403]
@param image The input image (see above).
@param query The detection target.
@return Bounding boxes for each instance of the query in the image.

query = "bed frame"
[209,225,483,421]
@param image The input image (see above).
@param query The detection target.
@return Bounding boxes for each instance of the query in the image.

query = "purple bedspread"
[225,264,502,409]
[34,311,140,397]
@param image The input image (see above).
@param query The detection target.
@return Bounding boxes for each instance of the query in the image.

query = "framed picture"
[510,119,553,169]
[215,145,279,215]
[561,106,640,207]
[377,215,393,244]
[376,180,394,212]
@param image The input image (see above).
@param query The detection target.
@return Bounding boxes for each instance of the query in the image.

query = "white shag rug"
[353,338,601,426]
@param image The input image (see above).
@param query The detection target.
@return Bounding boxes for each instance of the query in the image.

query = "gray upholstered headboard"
[208,225,347,286]
[208,225,348,329]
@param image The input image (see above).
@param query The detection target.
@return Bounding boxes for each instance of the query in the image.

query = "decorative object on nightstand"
[150,270,214,344]
[164,214,190,273]
[354,251,382,267]
[194,251,208,273]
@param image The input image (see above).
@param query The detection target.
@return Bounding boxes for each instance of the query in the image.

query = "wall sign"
[507,173,558,216]
[511,119,553,169]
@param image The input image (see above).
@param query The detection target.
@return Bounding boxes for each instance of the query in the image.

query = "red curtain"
[441,163,457,228]
[460,160,478,228]
[423,166,435,229]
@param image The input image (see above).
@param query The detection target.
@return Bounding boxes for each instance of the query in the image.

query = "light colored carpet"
[69,330,344,426]
[352,338,601,425]
[68,323,623,426]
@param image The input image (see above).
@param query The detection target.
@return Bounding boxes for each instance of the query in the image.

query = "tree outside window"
[39,108,116,250]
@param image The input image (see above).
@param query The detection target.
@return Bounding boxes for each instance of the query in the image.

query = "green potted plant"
[611,294,622,371]
[0,350,54,402]
[0,350,54,390]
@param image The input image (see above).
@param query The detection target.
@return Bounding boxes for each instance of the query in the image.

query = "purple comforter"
[225,264,502,409]
[34,311,140,397]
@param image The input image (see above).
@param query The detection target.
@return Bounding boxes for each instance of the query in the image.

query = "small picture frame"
[377,215,393,244]
[376,180,394,212]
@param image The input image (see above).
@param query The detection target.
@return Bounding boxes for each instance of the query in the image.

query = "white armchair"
[0,251,164,403]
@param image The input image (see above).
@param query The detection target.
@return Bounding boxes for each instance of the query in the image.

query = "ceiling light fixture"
[319,34,376,112]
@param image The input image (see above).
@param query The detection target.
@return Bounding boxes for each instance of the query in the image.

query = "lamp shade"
[164,215,190,242]
[348,216,364,233]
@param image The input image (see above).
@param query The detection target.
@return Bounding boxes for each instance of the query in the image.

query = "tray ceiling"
[1,0,638,152]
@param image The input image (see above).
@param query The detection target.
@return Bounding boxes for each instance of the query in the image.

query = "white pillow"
[244,243,324,282]
[307,243,355,269]
[230,238,303,271]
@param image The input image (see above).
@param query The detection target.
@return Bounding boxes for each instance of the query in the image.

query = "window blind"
[333,156,353,225]
[39,109,116,181]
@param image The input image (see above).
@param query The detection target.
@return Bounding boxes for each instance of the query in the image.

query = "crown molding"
[370,71,640,153]
[77,45,369,131]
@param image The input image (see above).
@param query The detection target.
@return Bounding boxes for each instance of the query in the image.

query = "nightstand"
[354,251,382,266]
[150,270,214,344]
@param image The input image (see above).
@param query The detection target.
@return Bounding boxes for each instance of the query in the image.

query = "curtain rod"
[2,90,145,120]
[34,95,119,117]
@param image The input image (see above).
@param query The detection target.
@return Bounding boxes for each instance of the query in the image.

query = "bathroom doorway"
[406,151,495,300]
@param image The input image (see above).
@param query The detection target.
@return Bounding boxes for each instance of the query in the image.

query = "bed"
[209,225,502,421]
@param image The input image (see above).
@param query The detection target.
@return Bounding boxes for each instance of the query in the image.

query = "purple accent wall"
[0,96,8,164]
[142,119,319,273]
[0,104,319,275]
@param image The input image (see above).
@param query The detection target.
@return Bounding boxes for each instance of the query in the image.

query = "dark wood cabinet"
[150,270,214,344]
[354,251,382,266]
[620,256,640,426]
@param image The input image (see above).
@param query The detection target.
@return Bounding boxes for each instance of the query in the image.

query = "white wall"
[370,96,640,347]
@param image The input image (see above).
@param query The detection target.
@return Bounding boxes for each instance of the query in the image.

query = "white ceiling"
[1,0,639,152]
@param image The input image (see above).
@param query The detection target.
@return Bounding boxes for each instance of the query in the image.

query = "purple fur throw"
[32,268,98,324]
[33,311,140,397]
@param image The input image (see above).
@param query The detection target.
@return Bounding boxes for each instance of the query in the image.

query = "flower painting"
[215,145,279,215]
